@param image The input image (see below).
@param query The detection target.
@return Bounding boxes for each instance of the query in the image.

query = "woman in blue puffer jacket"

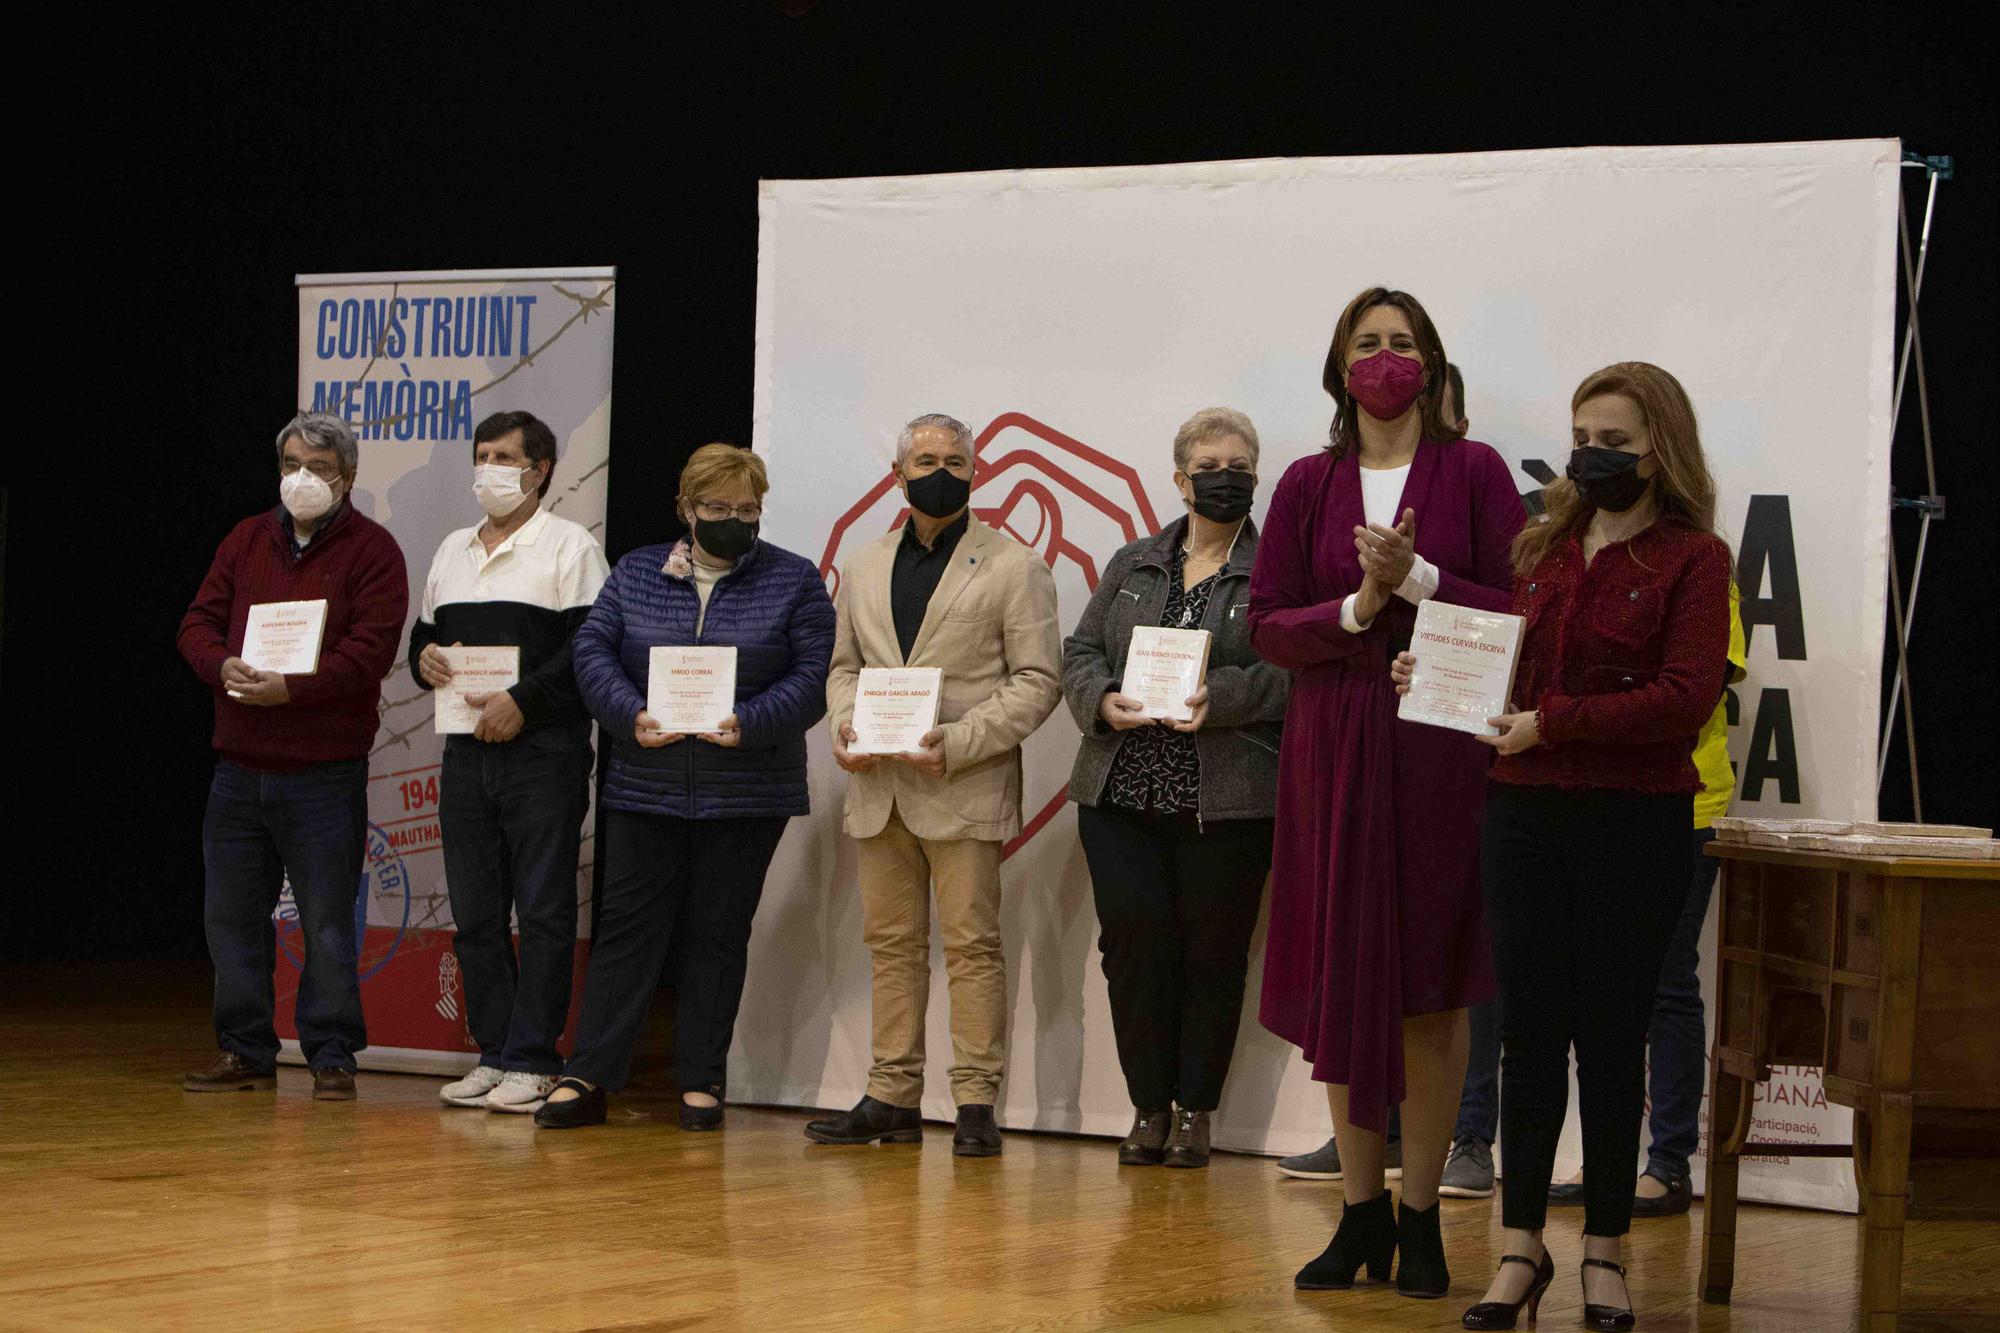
[536,444,835,1132]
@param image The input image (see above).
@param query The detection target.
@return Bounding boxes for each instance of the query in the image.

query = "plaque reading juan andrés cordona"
[850,667,943,754]
[1122,626,1211,722]
[1398,600,1524,738]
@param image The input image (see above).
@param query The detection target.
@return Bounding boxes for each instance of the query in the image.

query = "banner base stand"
[278,1040,477,1078]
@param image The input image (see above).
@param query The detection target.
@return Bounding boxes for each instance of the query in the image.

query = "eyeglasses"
[281,459,343,482]
[692,500,764,522]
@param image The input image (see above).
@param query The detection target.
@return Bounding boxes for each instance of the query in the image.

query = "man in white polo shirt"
[409,410,609,1113]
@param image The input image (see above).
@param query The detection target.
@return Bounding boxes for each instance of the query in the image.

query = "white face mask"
[472,463,534,519]
[280,469,338,523]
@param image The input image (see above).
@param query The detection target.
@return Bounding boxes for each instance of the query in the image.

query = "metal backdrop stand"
[1875,151,1953,820]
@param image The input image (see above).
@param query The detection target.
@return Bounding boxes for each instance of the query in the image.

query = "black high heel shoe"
[1461,1248,1554,1329]
[1395,1200,1449,1298]
[1294,1192,1397,1290]
[1581,1256,1636,1331]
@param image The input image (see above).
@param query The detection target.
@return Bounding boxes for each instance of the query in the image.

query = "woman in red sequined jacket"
[1397,362,1730,1333]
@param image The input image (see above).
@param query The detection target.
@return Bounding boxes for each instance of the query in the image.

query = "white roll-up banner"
[746,142,1897,1211]
[286,267,616,1074]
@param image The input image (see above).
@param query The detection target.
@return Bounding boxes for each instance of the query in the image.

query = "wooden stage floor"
[2,966,1993,1331]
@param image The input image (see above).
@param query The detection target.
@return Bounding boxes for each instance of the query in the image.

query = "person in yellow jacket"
[1550,582,1746,1217]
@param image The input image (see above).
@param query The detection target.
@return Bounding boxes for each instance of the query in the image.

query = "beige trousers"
[857,809,1006,1107]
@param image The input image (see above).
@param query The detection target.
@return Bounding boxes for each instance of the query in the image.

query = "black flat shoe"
[1295,1191,1397,1290]
[804,1095,922,1145]
[1581,1257,1636,1331]
[953,1104,1002,1157]
[533,1079,606,1129]
[1628,1171,1692,1218]
[1547,1179,1586,1206]
[1395,1200,1449,1298]
[1118,1108,1171,1165]
[1461,1248,1554,1330]
[679,1100,724,1132]
[1162,1108,1211,1169]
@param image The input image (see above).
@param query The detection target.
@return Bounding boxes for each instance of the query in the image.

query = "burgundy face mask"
[1345,349,1427,421]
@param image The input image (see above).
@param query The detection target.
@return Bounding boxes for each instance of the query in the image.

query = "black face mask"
[904,466,971,519]
[1185,469,1256,523]
[693,515,758,561]
[1566,447,1653,513]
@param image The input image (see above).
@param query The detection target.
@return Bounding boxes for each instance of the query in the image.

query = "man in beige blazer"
[806,413,1061,1157]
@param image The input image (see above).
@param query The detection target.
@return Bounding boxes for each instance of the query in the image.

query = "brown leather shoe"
[1162,1107,1211,1168]
[183,1052,276,1092]
[312,1067,357,1101]
[1118,1108,1172,1165]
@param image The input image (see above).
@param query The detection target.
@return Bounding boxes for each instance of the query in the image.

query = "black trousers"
[1077,804,1274,1112]
[440,731,593,1074]
[1482,782,1694,1237]
[565,809,789,1095]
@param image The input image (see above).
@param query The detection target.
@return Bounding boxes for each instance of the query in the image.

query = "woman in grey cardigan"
[1062,407,1291,1169]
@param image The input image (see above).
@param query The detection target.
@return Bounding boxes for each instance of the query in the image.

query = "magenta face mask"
[1345,349,1427,421]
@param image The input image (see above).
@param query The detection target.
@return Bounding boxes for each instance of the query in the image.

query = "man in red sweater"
[177,412,408,1100]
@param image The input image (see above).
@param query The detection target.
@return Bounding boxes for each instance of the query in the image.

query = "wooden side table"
[1700,842,2000,1331]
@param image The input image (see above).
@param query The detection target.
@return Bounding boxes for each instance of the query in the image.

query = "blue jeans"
[202,756,369,1071]
[1453,1000,1502,1145]
[1645,829,1720,1180]
[441,730,592,1074]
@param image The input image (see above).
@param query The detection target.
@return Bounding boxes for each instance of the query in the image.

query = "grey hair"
[894,413,975,468]
[1172,406,1260,473]
[275,411,359,476]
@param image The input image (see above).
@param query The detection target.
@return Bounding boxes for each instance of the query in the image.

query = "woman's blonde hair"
[1172,406,1260,472]
[1510,362,1719,577]
[677,443,769,508]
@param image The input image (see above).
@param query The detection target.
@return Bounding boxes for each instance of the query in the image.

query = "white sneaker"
[440,1064,505,1108]
[485,1071,558,1114]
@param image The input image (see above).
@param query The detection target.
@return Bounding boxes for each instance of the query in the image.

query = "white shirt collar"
[465,505,550,559]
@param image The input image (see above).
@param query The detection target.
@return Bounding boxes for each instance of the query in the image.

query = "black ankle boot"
[953,1104,1003,1157]
[1396,1200,1449,1298]
[1118,1108,1171,1165]
[803,1096,922,1145]
[1162,1108,1211,1168]
[1295,1192,1397,1290]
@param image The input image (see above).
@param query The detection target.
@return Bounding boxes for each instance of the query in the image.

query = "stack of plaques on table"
[1712,817,1998,859]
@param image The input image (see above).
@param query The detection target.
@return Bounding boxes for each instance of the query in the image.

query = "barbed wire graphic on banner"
[357,280,616,759]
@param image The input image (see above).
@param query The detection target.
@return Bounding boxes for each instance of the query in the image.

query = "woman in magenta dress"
[1250,287,1524,1299]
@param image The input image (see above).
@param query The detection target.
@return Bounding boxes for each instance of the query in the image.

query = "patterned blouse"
[1103,544,1220,815]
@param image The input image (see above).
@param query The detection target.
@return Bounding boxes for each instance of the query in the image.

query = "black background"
[9,5,1994,964]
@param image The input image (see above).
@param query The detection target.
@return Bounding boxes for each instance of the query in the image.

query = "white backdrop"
[740,142,1897,1211]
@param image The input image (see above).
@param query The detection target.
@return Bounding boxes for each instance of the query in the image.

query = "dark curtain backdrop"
[9,5,1993,963]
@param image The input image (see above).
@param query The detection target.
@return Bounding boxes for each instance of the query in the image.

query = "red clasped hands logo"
[820,412,1162,857]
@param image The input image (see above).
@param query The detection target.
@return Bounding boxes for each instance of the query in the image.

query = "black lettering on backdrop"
[1738,495,1807,660]
[1743,687,1800,804]
[1724,685,1742,781]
